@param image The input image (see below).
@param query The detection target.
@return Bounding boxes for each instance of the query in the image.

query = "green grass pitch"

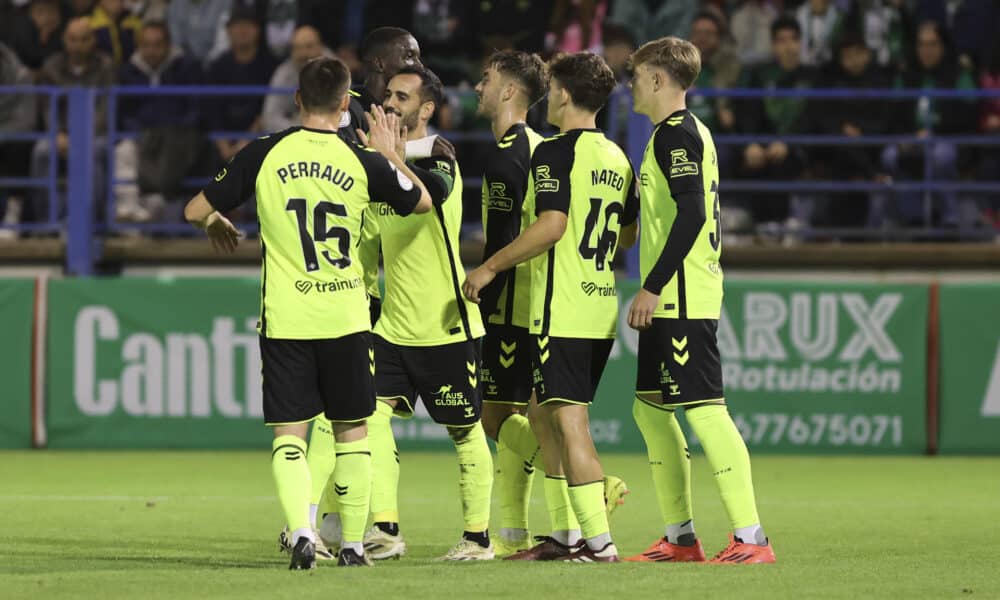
[2,451,998,599]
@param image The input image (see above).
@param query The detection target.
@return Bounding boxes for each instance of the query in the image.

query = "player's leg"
[317,332,379,567]
[544,338,618,562]
[261,337,323,570]
[671,320,774,564]
[299,416,337,559]
[416,339,495,561]
[481,325,537,554]
[625,320,703,562]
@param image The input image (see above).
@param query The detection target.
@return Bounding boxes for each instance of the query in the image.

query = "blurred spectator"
[166,0,230,65]
[114,21,202,222]
[687,10,740,134]
[880,20,978,227]
[230,0,298,59]
[917,0,999,70]
[549,0,606,53]
[31,16,113,219]
[410,0,474,85]
[90,0,141,64]
[735,15,819,229]
[813,32,891,229]
[261,25,329,132]
[847,0,914,70]
[730,1,778,67]
[0,42,36,233]
[607,0,696,46]
[205,9,277,163]
[599,23,634,144]
[63,0,94,18]
[6,0,64,73]
[472,0,554,54]
[978,36,1000,230]
[129,0,169,21]
[796,0,844,67]
[602,22,634,83]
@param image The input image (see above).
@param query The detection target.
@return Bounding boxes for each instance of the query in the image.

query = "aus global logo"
[534,165,560,193]
[668,149,699,178]
[433,384,470,407]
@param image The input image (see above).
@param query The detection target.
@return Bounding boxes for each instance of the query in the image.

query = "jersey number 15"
[286,198,351,272]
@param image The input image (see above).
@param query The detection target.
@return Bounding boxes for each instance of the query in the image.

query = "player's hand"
[432,136,456,161]
[204,211,240,254]
[462,265,496,304]
[360,104,401,159]
[628,288,659,331]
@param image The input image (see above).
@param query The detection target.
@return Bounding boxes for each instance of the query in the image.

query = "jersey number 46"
[579,197,623,272]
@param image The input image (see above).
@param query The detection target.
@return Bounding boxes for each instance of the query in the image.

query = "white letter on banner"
[244,317,263,418]
[744,292,787,360]
[790,292,838,361]
[717,305,740,360]
[74,306,119,416]
[210,318,239,417]
[122,333,164,416]
[839,293,901,362]
[166,334,211,417]
[981,340,1000,417]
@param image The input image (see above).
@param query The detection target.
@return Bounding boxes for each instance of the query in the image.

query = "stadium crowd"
[1,0,999,238]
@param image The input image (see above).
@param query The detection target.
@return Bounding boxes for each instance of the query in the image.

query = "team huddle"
[184,26,776,569]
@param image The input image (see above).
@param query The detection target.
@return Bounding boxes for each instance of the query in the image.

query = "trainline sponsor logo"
[615,291,905,394]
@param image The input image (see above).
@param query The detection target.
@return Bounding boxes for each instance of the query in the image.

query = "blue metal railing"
[1,85,999,274]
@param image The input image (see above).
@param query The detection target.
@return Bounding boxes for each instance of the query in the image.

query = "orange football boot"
[624,537,706,562]
[708,535,776,564]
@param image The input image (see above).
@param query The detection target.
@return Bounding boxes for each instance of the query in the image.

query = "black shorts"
[531,335,613,406]
[481,324,533,405]
[374,335,482,426]
[636,318,724,408]
[260,332,376,425]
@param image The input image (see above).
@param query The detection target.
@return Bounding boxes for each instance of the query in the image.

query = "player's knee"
[446,426,471,443]
[481,405,519,441]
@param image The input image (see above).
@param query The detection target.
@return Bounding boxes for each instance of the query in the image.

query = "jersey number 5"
[579,197,623,272]
[286,198,351,272]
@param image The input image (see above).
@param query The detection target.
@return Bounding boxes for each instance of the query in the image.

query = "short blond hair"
[630,36,701,90]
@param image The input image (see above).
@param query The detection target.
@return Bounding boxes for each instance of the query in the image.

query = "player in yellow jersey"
[358,65,495,561]
[183,57,432,569]
[465,52,637,563]
[623,37,776,564]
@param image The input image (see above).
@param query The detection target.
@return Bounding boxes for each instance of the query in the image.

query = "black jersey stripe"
[541,247,556,336]
[435,205,474,341]
[676,262,687,319]
[260,239,268,336]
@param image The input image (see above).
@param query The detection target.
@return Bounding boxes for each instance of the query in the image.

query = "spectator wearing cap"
[114,21,203,222]
[204,8,278,163]
[90,0,141,64]
[6,0,64,73]
[166,0,230,65]
[260,25,330,132]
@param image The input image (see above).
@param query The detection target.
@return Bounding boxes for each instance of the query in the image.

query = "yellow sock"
[497,414,539,463]
[369,401,399,523]
[453,422,493,532]
[543,475,579,533]
[271,435,311,533]
[567,480,610,541]
[632,398,693,526]
[495,439,534,533]
[334,438,372,544]
[686,404,760,529]
[306,416,337,526]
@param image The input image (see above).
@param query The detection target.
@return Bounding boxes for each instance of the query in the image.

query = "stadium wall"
[1,276,997,454]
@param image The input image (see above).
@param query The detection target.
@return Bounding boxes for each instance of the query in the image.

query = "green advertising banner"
[395,280,929,454]
[938,283,1000,454]
[44,277,928,453]
[46,277,268,449]
[0,278,35,448]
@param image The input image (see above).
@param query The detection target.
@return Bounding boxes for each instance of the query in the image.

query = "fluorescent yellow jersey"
[357,206,380,300]
[639,109,723,319]
[527,128,637,339]
[374,137,484,346]
[480,123,544,328]
[202,127,422,339]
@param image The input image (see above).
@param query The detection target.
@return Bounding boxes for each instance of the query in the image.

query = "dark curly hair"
[547,52,616,113]
[486,49,549,107]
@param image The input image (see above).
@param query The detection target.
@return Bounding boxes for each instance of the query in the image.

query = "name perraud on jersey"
[277,161,355,191]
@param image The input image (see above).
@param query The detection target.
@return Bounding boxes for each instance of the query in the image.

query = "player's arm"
[358,106,432,214]
[618,168,640,251]
[463,141,571,303]
[184,136,270,253]
[408,155,456,206]
[628,126,706,331]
